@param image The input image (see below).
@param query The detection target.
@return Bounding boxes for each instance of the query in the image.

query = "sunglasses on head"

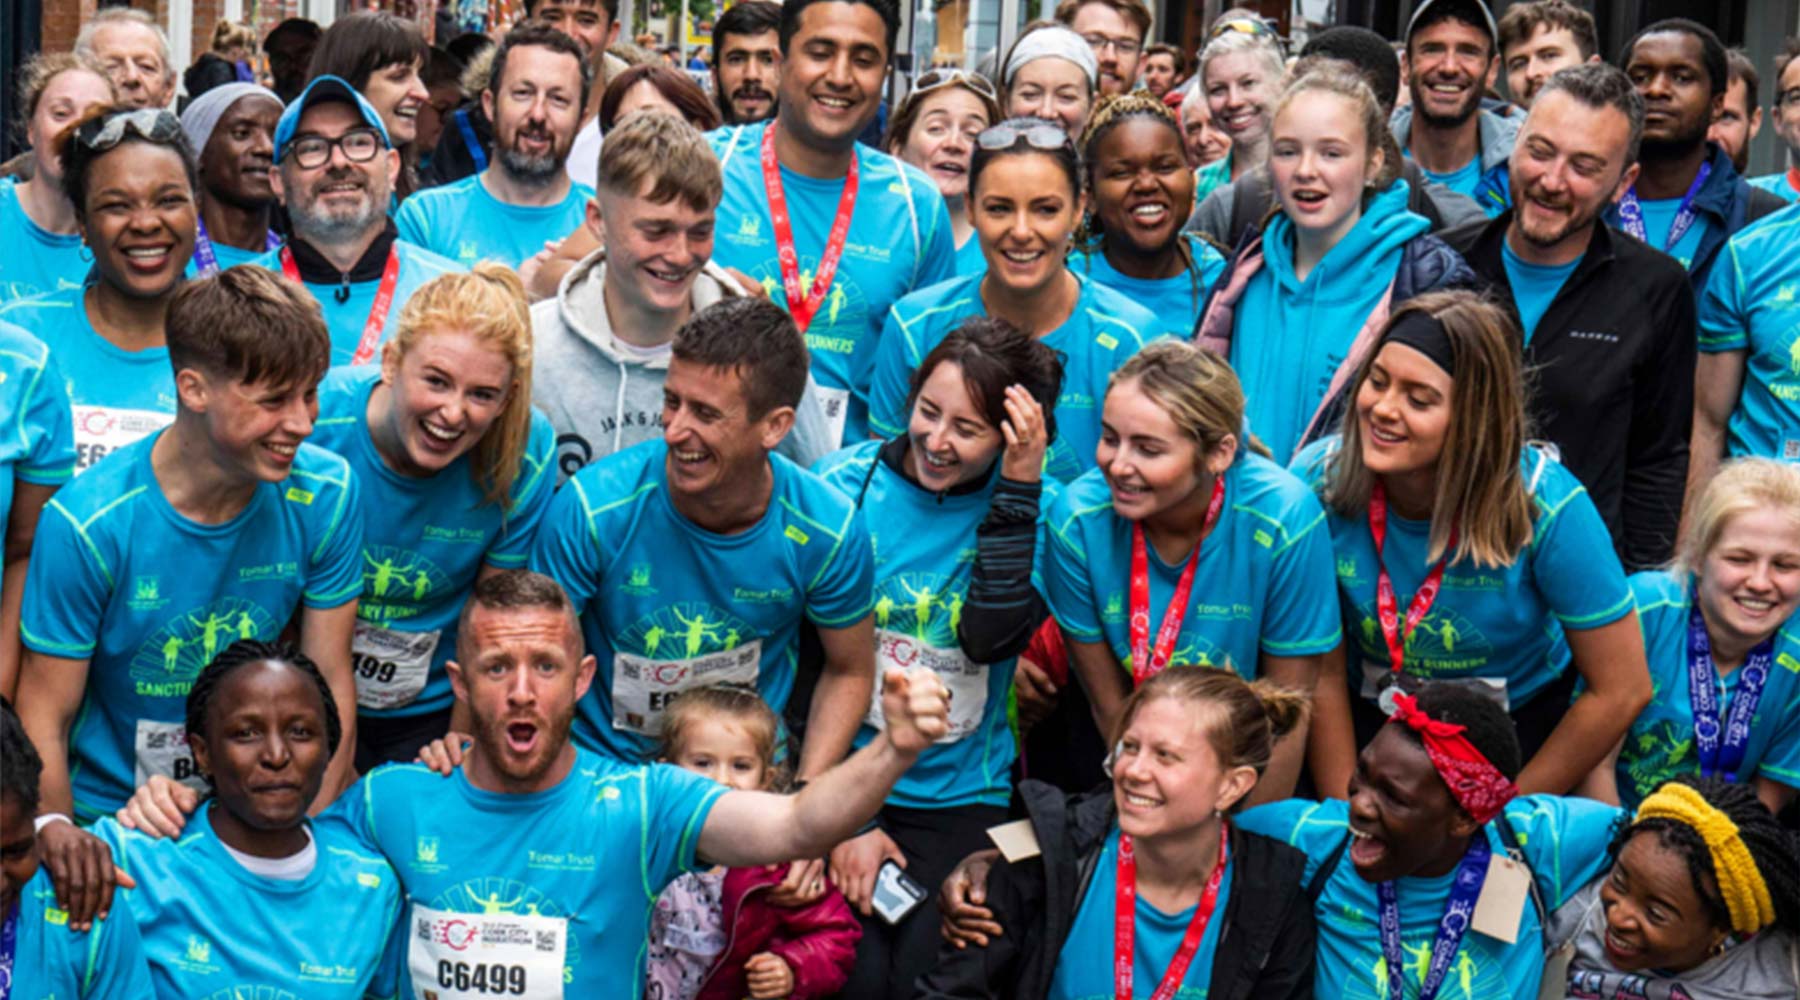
[74,108,182,152]
[912,68,999,102]
[976,121,1072,152]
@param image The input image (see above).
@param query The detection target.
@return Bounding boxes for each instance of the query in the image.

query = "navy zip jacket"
[1601,142,1787,295]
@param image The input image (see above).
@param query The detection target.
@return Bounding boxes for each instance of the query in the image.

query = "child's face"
[670,718,770,792]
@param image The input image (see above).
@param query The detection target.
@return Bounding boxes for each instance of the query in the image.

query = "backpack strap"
[1491,809,1550,931]
[890,155,923,284]
[1307,830,1352,902]
[718,123,748,172]
[454,109,487,172]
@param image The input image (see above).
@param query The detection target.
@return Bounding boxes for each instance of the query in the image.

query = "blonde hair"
[1675,459,1800,577]
[1107,340,1245,458]
[1273,66,1402,190]
[1199,27,1285,90]
[1112,665,1309,797]
[14,52,111,140]
[387,262,535,509]
[1324,291,1536,569]
[597,111,721,211]
[657,685,785,790]
[211,20,257,56]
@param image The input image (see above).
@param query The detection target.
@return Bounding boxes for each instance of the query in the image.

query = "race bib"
[71,405,173,473]
[865,629,986,744]
[352,623,440,710]
[612,640,762,736]
[815,385,850,447]
[408,902,567,1000]
[134,719,206,791]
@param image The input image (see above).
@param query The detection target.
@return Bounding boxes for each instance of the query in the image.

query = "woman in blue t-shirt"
[1595,459,1800,813]
[310,263,556,769]
[1298,290,1650,799]
[0,53,114,303]
[817,316,1061,1000]
[885,70,1002,278]
[0,323,74,698]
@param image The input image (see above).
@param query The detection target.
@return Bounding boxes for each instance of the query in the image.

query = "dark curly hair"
[184,639,343,790]
[0,698,42,813]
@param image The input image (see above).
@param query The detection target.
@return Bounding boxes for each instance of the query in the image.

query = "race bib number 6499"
[408,902,567,1000]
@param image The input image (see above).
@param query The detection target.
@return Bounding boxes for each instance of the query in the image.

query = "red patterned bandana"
[1387,693,1520,824]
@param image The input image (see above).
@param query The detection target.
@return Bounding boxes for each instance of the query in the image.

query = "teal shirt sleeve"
[1696,238,1748,353]
[302,463,367,609]
[1757,671,1800,786]
[394,196,430,249]
[642,763,728,888]
[1505,795,1625,910]
[1527,467,1633,630]
[866,304,916,439]
[1259,490,1343,657]
[528,475,603,609]
[78,892,156,1000]
[913,186,957,292]
[20,496,110,658]
[802,503,875,629]
[19,344,75,485]
[482,412,558,568]
[1042,494,1104,644]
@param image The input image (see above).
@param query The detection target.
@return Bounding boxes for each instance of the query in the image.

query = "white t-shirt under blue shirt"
[395,172,595,269]
[1500,239,1579,344]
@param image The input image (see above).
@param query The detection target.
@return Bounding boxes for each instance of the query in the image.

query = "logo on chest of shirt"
[621,563,658,597]
[1353,603,1490,673]
[415,836,448,873]
[175,934,221,975]
[728,212,763,245]
[129,575,168,612]
[526,848,598,873]
[360,546,452,622]
[458,241,481,265]
[130,597,281,696]
[873,572,967,648]
[431,878,582,974]
[620,603,757,663]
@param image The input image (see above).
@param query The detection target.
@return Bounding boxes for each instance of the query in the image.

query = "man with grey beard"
[397,24,593,268]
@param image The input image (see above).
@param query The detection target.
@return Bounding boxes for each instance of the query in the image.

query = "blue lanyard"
[1687,603,1773,782]
[1616,162,1711,251]
[193,216,281,276]
[1378,838,1490,1000]
[455,109,488,173]
[1,903,18,998]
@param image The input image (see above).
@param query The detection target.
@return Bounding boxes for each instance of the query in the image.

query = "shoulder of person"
[1499,793,1626,862]
[811,439,881,491]
[892,273,980,326]
[1047,467,1115,528]
[395,239,465,275]
[1231,451,1327,524]
[0,318,52,367]
[1235,797,1350,863]
[774,450,861,520]
[565,437,664,505]
[1627,569,1687,618]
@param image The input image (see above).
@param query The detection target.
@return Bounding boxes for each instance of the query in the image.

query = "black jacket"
[423,102,493,189]
[1441,214,1695,571]
[915,782,1315,1000]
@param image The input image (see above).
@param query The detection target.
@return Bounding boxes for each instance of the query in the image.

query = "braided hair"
[1613,776,1800,936]
[184,639,343,789]
[0,697,42,813]
[1076,90,1183,246]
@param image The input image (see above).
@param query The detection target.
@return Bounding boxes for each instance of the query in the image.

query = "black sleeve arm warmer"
[957,476,1048,664]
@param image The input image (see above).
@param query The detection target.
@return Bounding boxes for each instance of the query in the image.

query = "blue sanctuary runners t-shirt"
[1048,825,1233,1000]
[19,434,364,821]
[708,121,957,444]
[1237,795,1621,1000]
[1292,440,1633,709]
[318,749,727,995]
[310,367,557,718]
[0,321,75,550]
[395,173,594,269]
[7,865,155,1000]
[529,439,875,759]
[1500,239,1579,344]
[1632,195,1710,270]
[1608,571,1800,810]
[0,288,175,474]
[0,177,89,303]
[814,441,1056,809]
[866,272,1155,484]
[249,239,462,367]
[92,810,403,999]
[1068,234,1227,341]
[1042,455,1341,679]
[1748,171,1800,203]
[1697,206,1800,460]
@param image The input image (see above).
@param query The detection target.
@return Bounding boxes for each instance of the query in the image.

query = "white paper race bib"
[71,405,173,473]
[134,719,206,791]
[408,902,567,1000]
[612,640,762,736]
[864,629,987,744]
[815,385,850,446]
[352,623,440,710]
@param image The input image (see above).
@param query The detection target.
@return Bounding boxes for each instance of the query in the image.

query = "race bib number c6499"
[352,623,439,710]
[864,629,986,744]
[408,902,567,1000]
[134,719,206,791]
[612,639,762,736]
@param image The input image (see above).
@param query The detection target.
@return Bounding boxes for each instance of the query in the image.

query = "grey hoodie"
[529,248,837,483]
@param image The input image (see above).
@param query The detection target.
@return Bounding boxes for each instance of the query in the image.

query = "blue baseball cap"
[273,75,392,163]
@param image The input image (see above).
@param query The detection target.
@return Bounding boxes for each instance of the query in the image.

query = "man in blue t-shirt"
[1749,39,1800,203]
[1391,0,1517,217]
[708,0,956,445]
[111,569,952,996]
[396,25,594,269]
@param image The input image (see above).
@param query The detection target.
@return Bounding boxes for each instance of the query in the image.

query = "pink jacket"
[695,863,862,1000]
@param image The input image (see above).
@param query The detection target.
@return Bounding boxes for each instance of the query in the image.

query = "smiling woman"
[307,11,431,201]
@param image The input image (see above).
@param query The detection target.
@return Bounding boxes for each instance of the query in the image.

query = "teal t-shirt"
[310,367,557,718]
[529,439,875,759]
[184,234,277,278]
[1237,795,1621,1000]
[1193,156,1232,205]
[249,240,462,367]
[93,810,403,999]
[1420,156,1482,202]
[1500,239,1578,344]
[395,173,594,269]
[318,750,727,995]
[708,121,957,444]
[1042,455,1341,679]
[1696,206,1800,460]
[866,272,1155,483]
[1610,571,1800,809]
[19,434,364,820]
[1748,171,1800,203]
[814,441,1056,809]
[953,233,986,277]
[1292,440,1633,708]
[7,865,155,1000]
[0,321,75,558]
[1047,826,1232,1000]
[1632,195,1711,270]
[0,177,89,303]
[0,287,176,474]
[1069,234,1227,342]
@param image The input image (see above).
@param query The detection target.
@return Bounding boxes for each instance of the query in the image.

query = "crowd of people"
[3,0,1800,997]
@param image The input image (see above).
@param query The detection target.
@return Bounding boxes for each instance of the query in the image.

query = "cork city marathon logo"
[360,545,452,622]
[872,572,966,647]
[432,877,579,979]
[618,602,757,665]
[130,597,279,697]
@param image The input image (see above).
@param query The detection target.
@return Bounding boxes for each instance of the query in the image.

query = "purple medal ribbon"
[1379,837,1490,1000]
[0,903,17,997]
[193,216,282,276]
[1616,162,1711,251]
[1686,603,1772,783]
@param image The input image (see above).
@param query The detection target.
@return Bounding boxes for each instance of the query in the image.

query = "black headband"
[1379,309,1456,376]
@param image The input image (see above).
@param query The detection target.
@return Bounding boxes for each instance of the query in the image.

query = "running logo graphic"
[619,603,756,663]
[203,988,299,1000]
[130,597,280,694]
[1354,603,1489,673]
[360,545,451,622]
[872,572,965,647]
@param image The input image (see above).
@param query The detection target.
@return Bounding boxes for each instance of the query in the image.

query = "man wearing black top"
[1442,63,1694,572]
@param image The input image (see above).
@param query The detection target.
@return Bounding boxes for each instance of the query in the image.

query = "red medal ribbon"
[280,245,402,366]
[1369,481,1456,678]
[1128,476,1225,685]
[761,123,858,334]
[1788,166,1800,198]
[1114,822,1229,1000]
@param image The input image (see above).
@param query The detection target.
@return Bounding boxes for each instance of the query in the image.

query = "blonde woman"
[0,52,114,302]
[310,263,556,767]
[1000,22,1099,138]
[1591,459,1800,813]
[1192,23,1285,199]
[1294,291,1651,799]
